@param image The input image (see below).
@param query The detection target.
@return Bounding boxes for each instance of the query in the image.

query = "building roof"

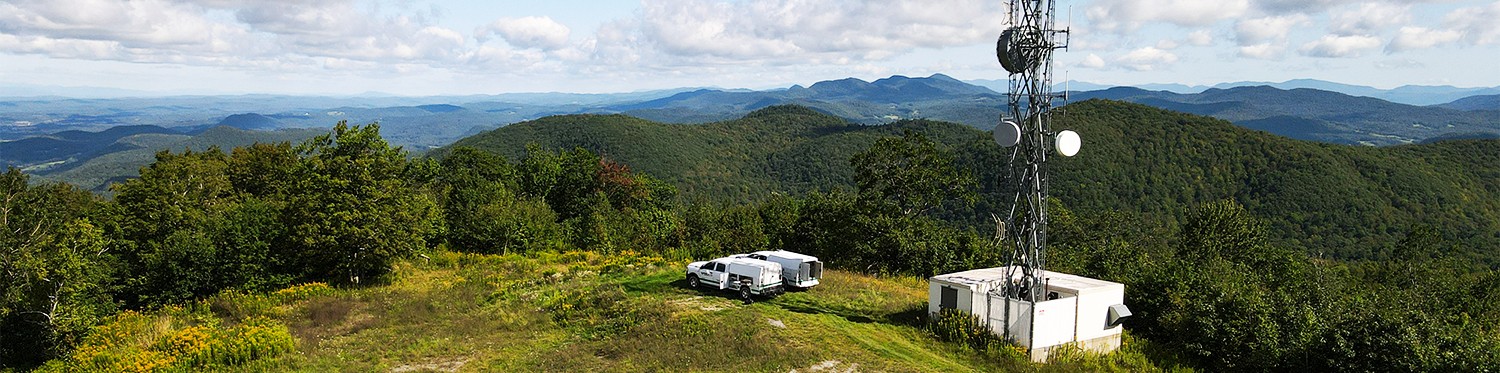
[930,266,1122,292]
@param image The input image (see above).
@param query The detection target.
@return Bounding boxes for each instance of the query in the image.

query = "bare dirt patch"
[664,295,737,312]
[390,357,468,372]
[789,360,860,373]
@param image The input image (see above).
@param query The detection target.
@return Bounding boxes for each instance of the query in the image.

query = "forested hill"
[445,101,1500,262]
[1051,100,1500,261]
[438,105,986,201]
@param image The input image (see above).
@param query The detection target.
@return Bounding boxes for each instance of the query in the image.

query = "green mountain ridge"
[440,105,989,201]
[445,101,1500,262]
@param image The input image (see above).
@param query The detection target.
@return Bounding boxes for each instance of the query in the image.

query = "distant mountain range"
[608,74,1004,127]
[6,73,1500,192]
[1069,86,1500,145]
[28,126,327,192]
[991,79,1500,107]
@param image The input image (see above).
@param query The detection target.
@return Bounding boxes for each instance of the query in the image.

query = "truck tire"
[687,275,700,289]
[740,284,753,301]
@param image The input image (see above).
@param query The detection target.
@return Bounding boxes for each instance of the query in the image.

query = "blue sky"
[1,0,1498,96]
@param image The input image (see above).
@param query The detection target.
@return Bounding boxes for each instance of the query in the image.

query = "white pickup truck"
[732,250,822,289]
[686,257,785,300]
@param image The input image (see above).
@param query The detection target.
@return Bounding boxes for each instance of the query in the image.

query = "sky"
[1,0,1498,96]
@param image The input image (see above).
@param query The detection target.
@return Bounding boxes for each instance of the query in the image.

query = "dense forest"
[4,103,1499,371]
[448,101,1500,263]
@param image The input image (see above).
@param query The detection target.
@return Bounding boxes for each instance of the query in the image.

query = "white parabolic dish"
[1055,130,1080,157]
[994,120,1021,147]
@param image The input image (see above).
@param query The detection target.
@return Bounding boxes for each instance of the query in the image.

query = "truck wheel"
[740,285,753,301]
[687,275,700,289]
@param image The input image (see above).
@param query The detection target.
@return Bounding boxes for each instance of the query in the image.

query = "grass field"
[42,250,1180,372]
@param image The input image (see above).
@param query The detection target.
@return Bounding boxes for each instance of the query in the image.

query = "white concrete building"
[928,266,1129,362]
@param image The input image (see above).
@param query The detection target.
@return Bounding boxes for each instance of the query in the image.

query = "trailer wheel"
[687,275,700,289]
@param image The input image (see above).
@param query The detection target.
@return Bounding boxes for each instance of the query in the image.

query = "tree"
[226,142,300,197]
[111,148,245,305]
[850,130,976,217]
[438,147,520,253]
[284,121,439,284]
[1,168,114,369]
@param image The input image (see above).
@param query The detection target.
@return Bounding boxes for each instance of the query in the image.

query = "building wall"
[929,269,1126,361]
[1073,285,1124,342]
[928,280,977,315]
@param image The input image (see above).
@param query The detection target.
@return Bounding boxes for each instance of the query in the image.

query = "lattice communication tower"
[991,0,1074,341]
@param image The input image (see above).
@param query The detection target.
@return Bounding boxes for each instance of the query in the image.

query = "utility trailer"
[686,257,785,300]
[732,250,823,289]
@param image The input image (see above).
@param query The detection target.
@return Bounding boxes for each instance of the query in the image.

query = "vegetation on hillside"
[3,103,1498,371]
[448,102,1500,264]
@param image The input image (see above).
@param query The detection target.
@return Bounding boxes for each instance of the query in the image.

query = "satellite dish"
[996,27,1041,74]
[993,120,1021,147]
[1055,130,1080,157]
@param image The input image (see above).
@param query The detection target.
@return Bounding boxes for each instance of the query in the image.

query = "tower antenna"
[991,0,1075,350]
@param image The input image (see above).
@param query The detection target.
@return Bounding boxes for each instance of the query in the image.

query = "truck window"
[714,262,726,272]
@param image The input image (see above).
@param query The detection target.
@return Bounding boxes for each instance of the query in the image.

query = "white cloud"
[1086,0,1249,33]
[479,16,571,50]
[0,0,254,51]
[1115,47,1178,71]
[1374,58,1424,69]
[1330,3,1409,36]
[1238,43,1284,59]
[622,0,1005,62]
[1186,30,1214,46]
[0,0,469,70]
[1387,27,1461,52]
[1080,53,1106,68]
[1300,35,1381,58]
[1234,15,1307,46]
[1447,1,1500,46]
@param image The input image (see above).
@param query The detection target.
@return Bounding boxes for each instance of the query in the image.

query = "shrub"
[38,307,295,372]
[925,308,1015,355]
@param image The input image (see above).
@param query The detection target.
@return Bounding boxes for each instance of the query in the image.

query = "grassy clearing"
[49,250,1178,372]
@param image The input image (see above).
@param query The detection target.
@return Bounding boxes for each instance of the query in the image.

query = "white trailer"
[732,250,823,288]
[928,266,1130,362]
[686,257,785,300]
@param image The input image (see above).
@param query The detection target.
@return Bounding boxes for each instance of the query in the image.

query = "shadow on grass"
[668,278,790,305]
[770,298,931,327]
[772,298,878,324]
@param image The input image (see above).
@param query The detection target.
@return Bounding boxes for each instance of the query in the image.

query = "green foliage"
[12,103,1500,371]
[1,168,116,369]
[111,148,273,306]
[851,130,977,217]
[284,121,440,284]
[679,201,768,259]
[926,308,1017,356]
[34,126,327,193]
[437,147,541,254]
[1056,199,1500,372]
[440,106,982,203]
[449,102,1500,264]
[37,306,296,372]
[1050,100,1500,263]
